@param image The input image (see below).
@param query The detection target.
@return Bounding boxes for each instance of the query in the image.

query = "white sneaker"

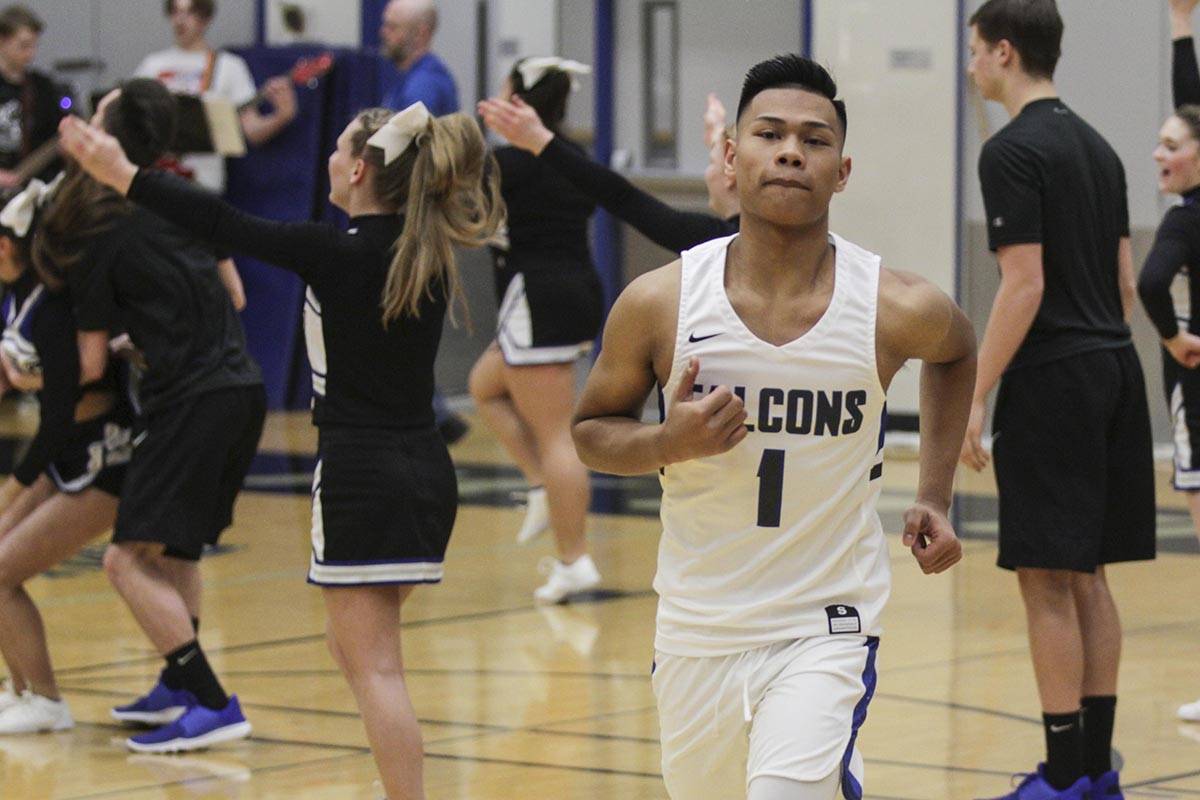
[515,487,550,545]
[533,554,601,604]
[0,680,21,713]
[1179,697,1200,722]
[0,692,74,734]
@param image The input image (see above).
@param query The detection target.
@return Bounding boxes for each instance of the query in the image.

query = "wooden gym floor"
[0,407,1198,799]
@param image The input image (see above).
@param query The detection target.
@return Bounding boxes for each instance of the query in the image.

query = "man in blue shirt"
[380,0,459,115]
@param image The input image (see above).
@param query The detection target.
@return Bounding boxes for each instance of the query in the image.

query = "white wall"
[814,0,959,417]
[613,0,802,173]
[265,0,361,46]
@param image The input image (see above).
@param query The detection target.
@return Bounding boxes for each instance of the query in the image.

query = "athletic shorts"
[307,425,457,586]
[113,385,266,561]
[993,345,1155,572]
[496,269,603,366]
[1162,349,1200,491]
[48,407,135,497]
[652,635,879,800]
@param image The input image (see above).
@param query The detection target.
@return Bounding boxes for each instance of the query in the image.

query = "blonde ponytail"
[356,112,504,326]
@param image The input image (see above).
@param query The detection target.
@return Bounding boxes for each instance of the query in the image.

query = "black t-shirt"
[979,98,1132,372]
[68,205,262,413]
[127,169,445,430]
[0,70,71,178]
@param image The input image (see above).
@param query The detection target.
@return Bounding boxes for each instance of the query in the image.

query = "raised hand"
[1166,330,1200,368]
[902,502,963,575]
[703,92,728,150]
[477,96,554,155]
[57,116,138,195]
[656,357,748,465]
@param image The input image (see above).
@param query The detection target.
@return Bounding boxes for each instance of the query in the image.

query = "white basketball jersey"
[655,233,890,657]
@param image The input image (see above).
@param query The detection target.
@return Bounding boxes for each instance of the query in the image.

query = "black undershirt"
[537,136,738,253]
[978,98,1132,372]
[127,169,444,430]
[1175,36,1200,108]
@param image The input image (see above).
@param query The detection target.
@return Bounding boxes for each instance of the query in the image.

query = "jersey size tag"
[825,604,862,634]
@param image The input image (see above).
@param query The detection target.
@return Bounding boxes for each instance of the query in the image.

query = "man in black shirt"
[0,6,70,187]
[963,2,1155,799]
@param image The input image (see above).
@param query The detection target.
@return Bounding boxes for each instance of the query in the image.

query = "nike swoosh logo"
[688,332,723,343]
[1049,723,1074,733]
[177,650,197,666]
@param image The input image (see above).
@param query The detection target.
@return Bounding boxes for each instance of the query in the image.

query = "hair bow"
[517,57,592,92]
[0,173,64,239]
[367,101,432,166]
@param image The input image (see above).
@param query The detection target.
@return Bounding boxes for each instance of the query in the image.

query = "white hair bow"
[517,57,592,92]
[0,172,64,239]
[367,101,432,166]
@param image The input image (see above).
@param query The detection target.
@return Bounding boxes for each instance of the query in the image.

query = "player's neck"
[729,214,832,295]
[1000,76,1057,119]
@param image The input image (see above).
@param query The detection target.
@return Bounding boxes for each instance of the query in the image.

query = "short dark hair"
[0,5,44,37]
[510,59,572,133]
[164,0,215,21]
[736,54,847,139]
[107,78,178,168]
[969,0,1063,80]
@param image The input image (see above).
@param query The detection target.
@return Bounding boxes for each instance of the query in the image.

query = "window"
[642,1,678,168]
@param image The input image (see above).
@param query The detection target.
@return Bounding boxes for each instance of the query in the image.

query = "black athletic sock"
[165,640,229,711]
[1081,695,1117,777]
[1043,710,1085,790]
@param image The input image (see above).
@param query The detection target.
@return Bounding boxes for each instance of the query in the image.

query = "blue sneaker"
[1088,771,1123,799]
[981,765,1092,800]
[111,675,198,725]
[125,695,251,753]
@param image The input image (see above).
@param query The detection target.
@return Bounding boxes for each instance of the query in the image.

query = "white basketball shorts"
[652,634,879,800]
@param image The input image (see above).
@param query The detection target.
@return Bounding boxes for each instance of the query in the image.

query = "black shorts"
[496,269,603,366]
[993,346,1156,572]
[113,385,266,561]
[1162,349,1200,491]
[307,425,457,586]
[48,407,135,497]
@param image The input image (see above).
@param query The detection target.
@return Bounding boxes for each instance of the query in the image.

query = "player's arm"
[77,330,110,385]
[878,269,976,574]
[1118,236,1136,323]
[572,264,747,475]
[960,242,1043,471]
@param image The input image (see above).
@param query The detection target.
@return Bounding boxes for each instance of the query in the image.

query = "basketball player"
[37,79,265,753]
[1163,0,1200,725]
[963,2,1155,797]
[468,58,603,602]
[572,54,975,800]
[61,99,503,798]
[0,178,133,734]
[0,5,72,187]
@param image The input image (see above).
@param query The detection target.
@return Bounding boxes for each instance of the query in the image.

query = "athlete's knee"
[748,771,841,800]
[1017,567,1074,604]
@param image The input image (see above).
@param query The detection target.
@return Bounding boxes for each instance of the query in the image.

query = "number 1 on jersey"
[756,449,785,527]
